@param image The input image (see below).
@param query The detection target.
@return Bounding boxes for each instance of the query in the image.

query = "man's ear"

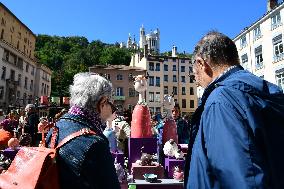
[195,57,204,68]
[199,58,213,77]
[195,57,209,73]
[203,61,213,77]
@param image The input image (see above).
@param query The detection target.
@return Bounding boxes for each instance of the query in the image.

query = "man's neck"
[206,65,238,88]
[212,66,231,80]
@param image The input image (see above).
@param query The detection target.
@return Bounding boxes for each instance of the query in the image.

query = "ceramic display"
[131,74,152,138]
[162,95,178,144]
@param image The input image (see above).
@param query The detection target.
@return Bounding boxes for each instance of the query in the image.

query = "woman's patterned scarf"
[68,105,103,133]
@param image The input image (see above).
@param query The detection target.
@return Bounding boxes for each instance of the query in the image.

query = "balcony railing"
[253,34,262,42]
[271,22,283,31]
[255,62,264,70]
[240,43,247,49]
[273,53,284,63]
[5,78,19,85]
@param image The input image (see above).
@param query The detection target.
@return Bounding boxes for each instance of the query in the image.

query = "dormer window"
[240,35,247,48]
[253,25,262,41]
[271,12,282,30]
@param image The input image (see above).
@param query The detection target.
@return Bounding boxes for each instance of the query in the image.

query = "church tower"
[127,33,132,48]
[139,25,160,54]
[127,25,160,54]
[145,28,160,54]
[139,24,146,49]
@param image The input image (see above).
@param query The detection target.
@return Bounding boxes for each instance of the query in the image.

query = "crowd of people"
[0,105,36,171]
[0,104,69,171]
[0,31,283,189]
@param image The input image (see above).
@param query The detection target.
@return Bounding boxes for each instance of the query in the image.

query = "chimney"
[172,45,177,57]
[267,0,278,12]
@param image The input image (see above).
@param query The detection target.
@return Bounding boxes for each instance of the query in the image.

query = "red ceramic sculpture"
[131,105,152,138]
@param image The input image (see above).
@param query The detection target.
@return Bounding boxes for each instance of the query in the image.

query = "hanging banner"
[40,96,49,105]
[51,97,60,105]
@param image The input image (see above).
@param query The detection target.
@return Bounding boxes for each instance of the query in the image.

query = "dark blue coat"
[175,117,190,144]
[186,66,284,189]
[46,113,120,189]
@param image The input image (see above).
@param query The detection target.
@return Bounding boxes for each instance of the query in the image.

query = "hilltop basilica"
[121,25,160,54]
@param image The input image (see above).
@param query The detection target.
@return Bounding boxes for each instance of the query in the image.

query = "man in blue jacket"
[185,31,284,189]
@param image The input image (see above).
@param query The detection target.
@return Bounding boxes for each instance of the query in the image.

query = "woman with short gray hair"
[69,72,113,114]
[46,72,120,189]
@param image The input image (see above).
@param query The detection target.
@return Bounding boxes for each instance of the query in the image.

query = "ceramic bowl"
[143,173,158,183]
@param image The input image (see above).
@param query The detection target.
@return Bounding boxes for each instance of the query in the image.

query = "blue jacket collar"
[60,113,103,134]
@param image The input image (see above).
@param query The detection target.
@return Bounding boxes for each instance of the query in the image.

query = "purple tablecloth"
[2,148,19,160]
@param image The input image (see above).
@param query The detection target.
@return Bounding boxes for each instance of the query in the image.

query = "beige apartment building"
[130,46,198,116]
[0,3,52,112]
[89,65,146,114]
[233,0,284,91]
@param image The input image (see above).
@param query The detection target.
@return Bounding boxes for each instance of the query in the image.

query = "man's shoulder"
[206,85,240,104]
[206,71,256,106]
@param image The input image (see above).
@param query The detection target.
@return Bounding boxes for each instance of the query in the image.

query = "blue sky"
[1,0,270,53]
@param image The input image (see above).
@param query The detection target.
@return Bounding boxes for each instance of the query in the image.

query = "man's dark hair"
[192,31,240,67]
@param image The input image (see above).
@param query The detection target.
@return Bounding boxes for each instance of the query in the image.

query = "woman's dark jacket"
[46,113,120,189]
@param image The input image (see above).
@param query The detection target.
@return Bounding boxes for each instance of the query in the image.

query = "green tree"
[99,46,131,65]
[35,35,132,96]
